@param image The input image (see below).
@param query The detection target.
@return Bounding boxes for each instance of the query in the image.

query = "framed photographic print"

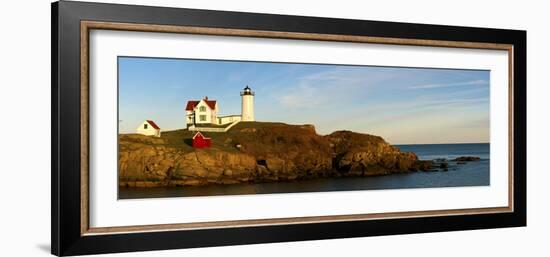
[51,1,526,256]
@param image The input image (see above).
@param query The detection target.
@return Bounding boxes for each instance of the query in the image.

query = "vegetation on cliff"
[119,122,433,187]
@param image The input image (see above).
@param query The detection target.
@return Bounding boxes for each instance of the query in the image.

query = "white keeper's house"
[185,86,255,132]
[136,120,161,137]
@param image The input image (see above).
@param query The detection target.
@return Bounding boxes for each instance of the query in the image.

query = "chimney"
[204,96,208,100]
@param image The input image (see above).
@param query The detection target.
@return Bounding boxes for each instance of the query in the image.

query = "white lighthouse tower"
[240,85,255,121]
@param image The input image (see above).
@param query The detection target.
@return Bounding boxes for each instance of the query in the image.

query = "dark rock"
[415,160,434,171]
[453,156,481,162]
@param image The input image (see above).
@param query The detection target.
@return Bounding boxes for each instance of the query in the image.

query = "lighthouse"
[240,85,255,121]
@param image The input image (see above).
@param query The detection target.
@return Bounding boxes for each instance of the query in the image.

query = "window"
[199,115,207,121]
[199,106,206,112]
[144,124,148,129]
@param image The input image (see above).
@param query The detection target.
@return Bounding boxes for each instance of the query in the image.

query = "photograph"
[117,57,490,199]
[46,1,529,255]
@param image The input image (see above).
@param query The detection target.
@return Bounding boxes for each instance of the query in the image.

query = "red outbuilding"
[192,131,212,148]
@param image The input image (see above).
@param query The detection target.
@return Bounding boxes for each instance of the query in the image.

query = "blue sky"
[119,57,490,144]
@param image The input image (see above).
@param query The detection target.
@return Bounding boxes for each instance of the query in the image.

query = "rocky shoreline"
[118,122,479,188]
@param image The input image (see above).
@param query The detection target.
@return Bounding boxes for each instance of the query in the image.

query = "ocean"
[395,143,490,161]
[119,143,490,199]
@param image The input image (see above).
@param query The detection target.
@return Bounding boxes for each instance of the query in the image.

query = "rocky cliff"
[119,122,432,187]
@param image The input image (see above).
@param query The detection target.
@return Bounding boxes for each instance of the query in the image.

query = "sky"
[118,57,490,144]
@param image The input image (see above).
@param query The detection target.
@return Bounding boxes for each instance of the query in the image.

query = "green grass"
[121,121,324,155]
[153,122,289,152]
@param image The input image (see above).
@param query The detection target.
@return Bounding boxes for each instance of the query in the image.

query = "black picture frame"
[51,1,526,256]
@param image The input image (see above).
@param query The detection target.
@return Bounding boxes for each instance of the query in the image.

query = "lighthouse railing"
[240,91,255,96]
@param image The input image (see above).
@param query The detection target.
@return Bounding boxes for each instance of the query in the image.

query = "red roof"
[192,131,210,140]
[185,100,217,111]
[146,120,160,130]
[185,101,199,111]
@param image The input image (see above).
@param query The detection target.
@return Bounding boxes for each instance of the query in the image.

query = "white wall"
[186,110,194,124]
[0,0,548,256]
[136,121,160,137]
[194,101,215,124]
[241,94,255,121]
[219,115,241,125]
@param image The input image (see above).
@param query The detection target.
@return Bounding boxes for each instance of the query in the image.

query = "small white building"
[136,120,161,137]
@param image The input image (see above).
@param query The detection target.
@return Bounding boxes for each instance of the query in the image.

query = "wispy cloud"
[409,79,488,89]
[276,67,398,109]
